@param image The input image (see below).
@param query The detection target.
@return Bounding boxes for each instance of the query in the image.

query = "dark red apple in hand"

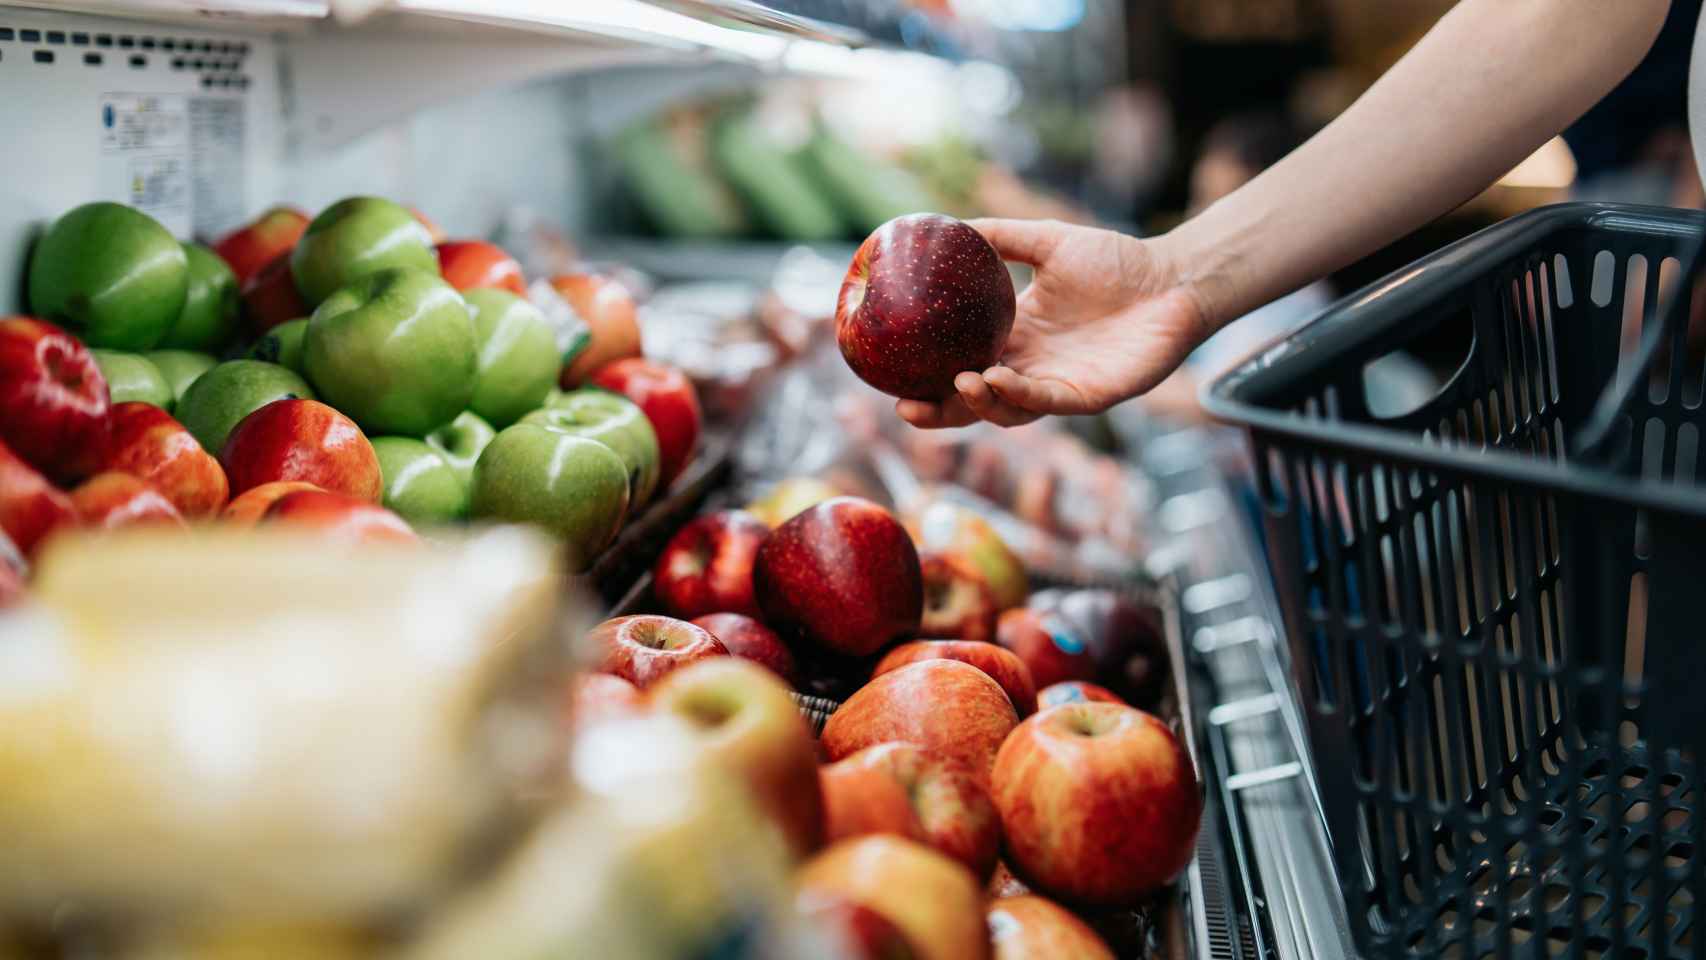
[873,640,1036,716]
[820,741,1000,878]
[589,614,726,689]
[591,358,701,490]
[70,472,186,530]
[0,316,111,484]
[240,252,310,337]
[213,206,310,286]
[102,402,229,519]
[992,702,1201,906]
[918,550,998,644]
[823,659,1017,790]
[436,240,527,296]
[836,213,1015,401]
[263,488,415,543]
[0,438,76,557]
[754,496,922,658]
[220,398,382,502]
[1036,681,1125,710]
[653,509,768,619]
[692,612,796,686]
[995,607,1096,690]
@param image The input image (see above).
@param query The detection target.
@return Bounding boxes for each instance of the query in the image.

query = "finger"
[896,395,977,429]
[965,218,1062,267]
[957,371,1041,428]
[984,365,1086,416]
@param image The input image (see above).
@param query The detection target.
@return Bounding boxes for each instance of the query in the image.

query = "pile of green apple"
[0,196,702,603]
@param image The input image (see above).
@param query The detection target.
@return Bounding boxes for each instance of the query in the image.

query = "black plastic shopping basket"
[1205,203,1706,959]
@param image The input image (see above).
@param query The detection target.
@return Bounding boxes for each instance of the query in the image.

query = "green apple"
[302,268,476,437]
[427,410,495,489]
[247,317,308,374]
[469,424,630,572]
[523,389,660,509]
[145,349,218,405]
[290,196,439,305]
[91,350,174,409]
[371,436,469,525]
[27,202,189,350]
[175,359,315,454]
[465,288,558,428]
[157,242,239,351]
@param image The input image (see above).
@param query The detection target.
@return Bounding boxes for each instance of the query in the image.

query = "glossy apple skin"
[986,895,1115,960]
[798,894,920,960]
[552,273,642,387]
[214,206,310,286]
[240,251,311,337]
[820,742,1000,878]
[589,614,727,689]
[797,836,991,960]
[220,480,321,526]
[654,510,769,619]
[102,402,229,518]
[873,640,1036,717]
[220,398,382,503]
[466,424,630,573]
[0,438,77,557]
[995,607,1097,690]
[591,358,701,491]
[753,497,922,659]
[527,389,661,511]
[157,242,240,352]
[290,196,440,306]
[917,551,999,645]
[464,288,559,428]
[564,672,643,729]
[262,488,416,543]
[992,703,1201,906]
[906,501,1026,610]
[90,350,173,410]
[69,472,186,530]
[691,613,796,687]
[435,240,526,296]
[369,436,468,525]
[648,658,823,858]
[1036,681,1125,710]
[836,213,1015,401]
[173,360,316,464]
[1033,588,1169,707]
[823,659,1017,791]
[0,316,112,484]
[28,202,189,351]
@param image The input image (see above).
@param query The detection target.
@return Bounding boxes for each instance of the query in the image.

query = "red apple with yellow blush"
[691,612,796,687]
[823,659,1017,791]
[435,240,526,296]
[1036,680,1125,710]
[819,741,1000,878]
[836,213,1015,401]
[917,550,999,644]
[263,488,415,543]
[213,206,310,286]
[653,509,768,619]
[552,272,642,387]
[0,438,76,557]
[102,402,229,518]
[220,398,381,502]
[873,640,1036,716]
[0,316,111,484]
[221,480,321,526]
[986,895,1116,960]
[589,614,727,689]
[797,836,991,960]
[70,473,186,531]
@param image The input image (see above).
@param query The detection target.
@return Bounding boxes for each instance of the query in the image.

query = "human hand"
[896,218,1211,429]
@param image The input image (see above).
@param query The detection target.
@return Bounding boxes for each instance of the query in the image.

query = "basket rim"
[1202,201,1706,517]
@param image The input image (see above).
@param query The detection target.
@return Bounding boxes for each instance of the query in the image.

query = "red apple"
[69,472,186,530]
[241,251,310,336]
[753,496,922,659]
[220,398,381,503]
[1033,588,1169,707]
[797,894,920,960]
[917,550,998,645]
[589,614,727,689]
[836,213,1015,401]
[591,358,700,490]
[823,659,1017,791]
[102,402,229,519]
[552,273,642,387]
[262,488,416,543]
[0,438,76,557]
[995,607,1096,690]
[986,895,1116,960]
[436,240,526,296]
[987,860,1031,899]
[564,672,643,729]
[992,703,1201,906]
[873,640,1036,716]
[1035,681,1125,710]
[691,612,796,686]
[797,836,991,960]
[213,206,310,286]
[221,480,321,525]
[653,509,768,619]
[905,501,1027,611]
[820,741,1000,878]
[0,316,111,484]
[648,657,823,858]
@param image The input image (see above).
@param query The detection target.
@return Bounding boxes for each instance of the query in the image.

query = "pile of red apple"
[571,492,1200,958]
[0,196,707,605]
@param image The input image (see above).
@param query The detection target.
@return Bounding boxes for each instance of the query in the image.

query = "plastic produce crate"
[1205,203,1706,958]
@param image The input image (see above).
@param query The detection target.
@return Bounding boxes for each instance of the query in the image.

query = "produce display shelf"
[586,430,734,608]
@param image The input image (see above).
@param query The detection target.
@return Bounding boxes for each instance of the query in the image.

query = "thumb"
[965,218,1063,267]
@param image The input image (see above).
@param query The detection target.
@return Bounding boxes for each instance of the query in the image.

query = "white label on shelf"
[100,94,191,236]
[189,97,246,240]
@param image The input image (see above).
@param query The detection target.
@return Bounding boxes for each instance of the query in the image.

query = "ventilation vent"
[0,21,252,91]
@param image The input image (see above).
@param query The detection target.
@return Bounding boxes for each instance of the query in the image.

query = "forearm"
[1161,0,1671,329]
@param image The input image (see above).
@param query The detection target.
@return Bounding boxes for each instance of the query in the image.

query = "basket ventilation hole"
[1590,250,1616,308]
